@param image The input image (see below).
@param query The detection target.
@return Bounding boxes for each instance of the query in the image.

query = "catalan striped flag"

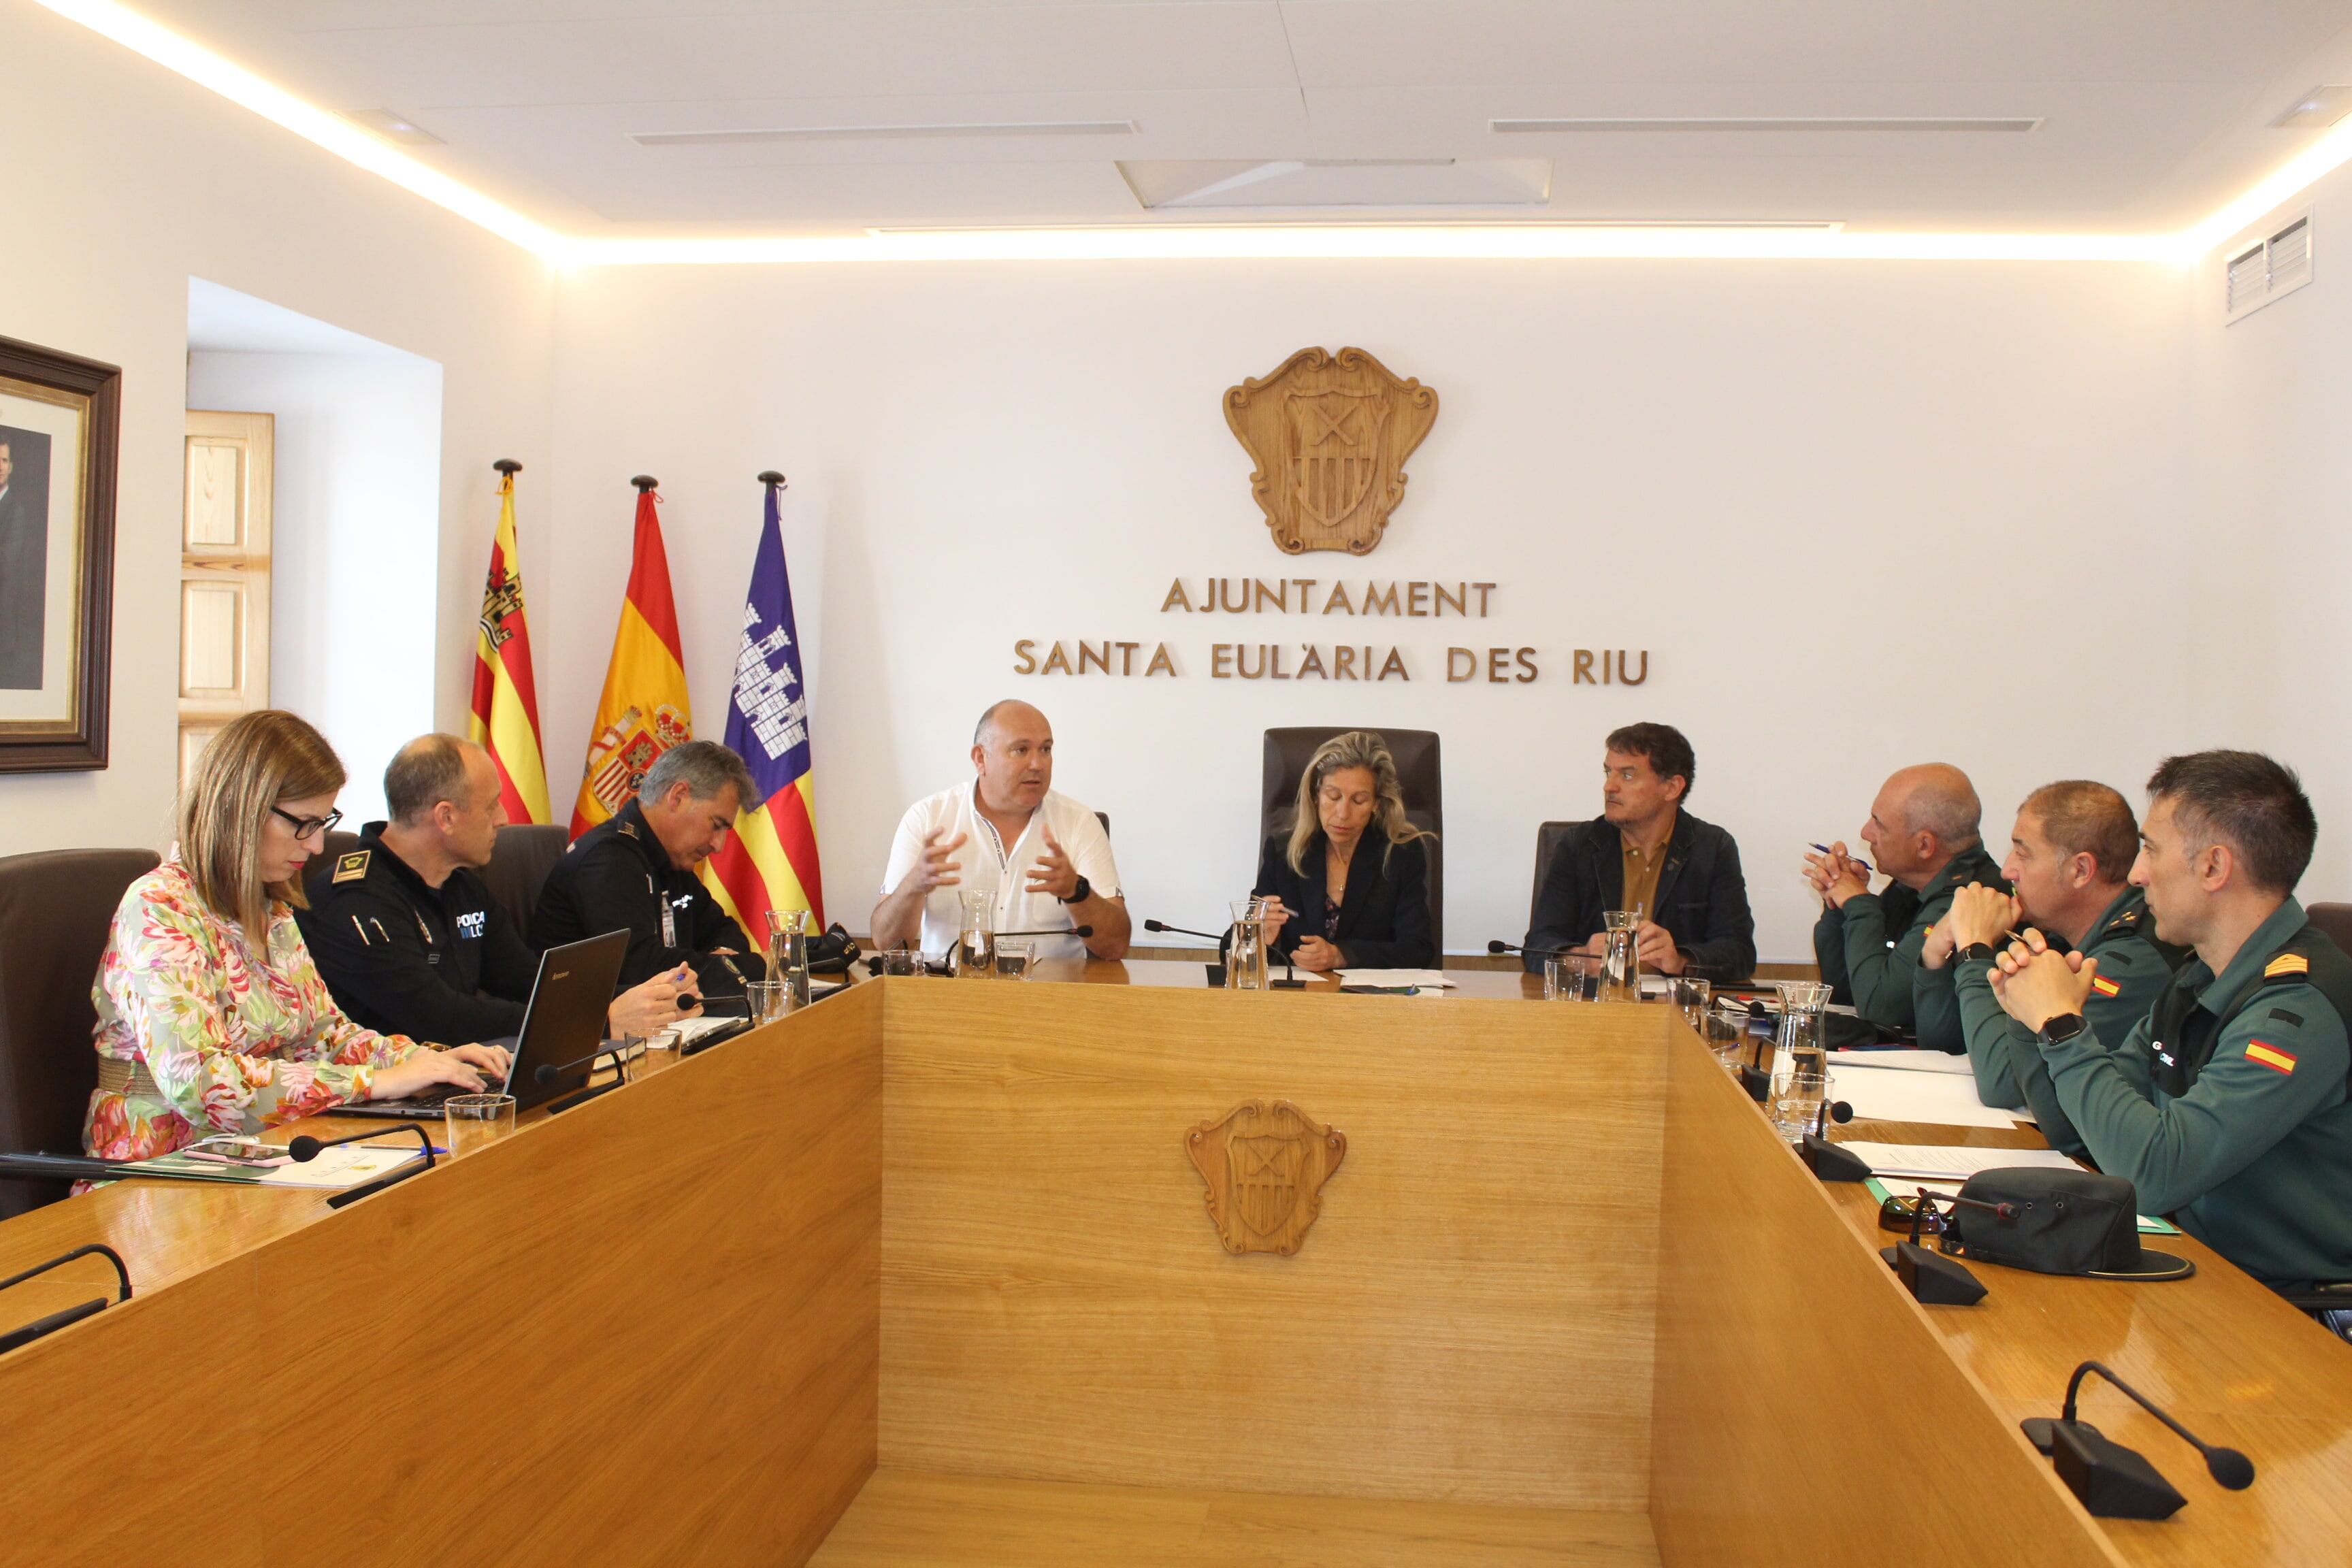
[570,481,693,839]
[467,465,551,823]
[707,473,825,932]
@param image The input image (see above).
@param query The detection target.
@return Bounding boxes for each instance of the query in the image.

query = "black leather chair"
[0,847,161,1218]
[482,824,570,936]
[2306,902,2352,956]
[1529,820,1580,936]
[1260,728,1442,956]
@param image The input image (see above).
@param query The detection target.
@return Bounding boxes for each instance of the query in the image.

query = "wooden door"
[180,410,273,783]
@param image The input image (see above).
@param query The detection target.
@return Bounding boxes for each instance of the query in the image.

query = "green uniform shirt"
[1953,886,2175,1158]
[1813,845,2004,1047]
[2038,896,2352,1287]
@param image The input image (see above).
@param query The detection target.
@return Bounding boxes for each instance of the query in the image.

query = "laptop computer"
[339,930,630,1119]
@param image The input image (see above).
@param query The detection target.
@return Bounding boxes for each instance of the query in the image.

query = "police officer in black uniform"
[300,735,698,1044]
[532,739,768,999]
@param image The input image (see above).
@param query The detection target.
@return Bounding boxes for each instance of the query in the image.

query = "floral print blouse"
[83,861,425,1161]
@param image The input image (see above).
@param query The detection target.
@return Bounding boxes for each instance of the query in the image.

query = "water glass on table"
[1702,1012,1746,1073]
[747,980,787,1025]
[1544,952,1599,1001]
[445,1092,516,1158]
[877,948,923,977]
[1666,976,1712,1029]
[994,939,1034,979]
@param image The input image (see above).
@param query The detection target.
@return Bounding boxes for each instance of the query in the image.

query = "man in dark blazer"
[1522,723,1757,981]
[0,434,48,691]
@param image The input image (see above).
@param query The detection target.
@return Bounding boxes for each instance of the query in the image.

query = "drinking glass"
[766,907,812,1009]
[444,1093,516,1158]
[957,891,996,979]
[1544,952,1598,1001]
[878,947,923,977]
[1601,909,1642,1002]
[747,980,787,1025]
[1667,977,1712,1029]
[1226,898,1271,991]
[994,939,1034,979]
[1702,1012,1746,1073]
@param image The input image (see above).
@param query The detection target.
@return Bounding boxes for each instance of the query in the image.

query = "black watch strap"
[1956,943,1997,964]
[2038,1012,2089,1046]
[1060,874,1092,905]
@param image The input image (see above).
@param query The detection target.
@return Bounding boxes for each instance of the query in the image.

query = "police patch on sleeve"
[2244,1039,2298,1075]
[332,850,371,884]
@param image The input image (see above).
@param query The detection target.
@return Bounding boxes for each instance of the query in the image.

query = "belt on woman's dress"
[94,1057,163,1098]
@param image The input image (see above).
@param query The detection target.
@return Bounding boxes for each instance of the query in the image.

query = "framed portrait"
[0,335,118,772]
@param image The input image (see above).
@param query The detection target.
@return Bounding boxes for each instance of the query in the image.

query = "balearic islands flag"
[570,480,692,838]
[467,463,551,823]
[707,473,826,931]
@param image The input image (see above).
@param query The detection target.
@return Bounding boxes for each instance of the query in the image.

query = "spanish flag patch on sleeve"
[2244,1039,2298,1075]
[2264,953,2310,979]
[2089,974,2122,998]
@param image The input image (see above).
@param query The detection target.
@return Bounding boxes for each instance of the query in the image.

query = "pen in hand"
[1809,843,1876,872]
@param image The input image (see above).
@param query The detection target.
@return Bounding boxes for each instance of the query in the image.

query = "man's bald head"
[970,700,1055,817]
[1861,763,1982,886]
[973,699,1047,748]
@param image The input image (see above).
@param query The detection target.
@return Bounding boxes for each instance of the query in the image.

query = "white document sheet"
[257,1145,427,1189]
[1332,970,1456,990]
[1838,1142,2081,1181]
[1827,1049,1974,1076]
[1833,1063,2033,1130]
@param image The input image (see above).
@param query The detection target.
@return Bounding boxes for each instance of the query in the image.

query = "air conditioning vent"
[2225,211,2315,322]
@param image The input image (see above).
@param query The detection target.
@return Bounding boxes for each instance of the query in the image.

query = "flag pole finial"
[493,458,523,476]
[757,470,787,487]
[630,474,659,493]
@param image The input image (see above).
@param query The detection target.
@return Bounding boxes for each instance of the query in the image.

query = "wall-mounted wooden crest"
[1185,1099,1347,1256]
[1224,346,1438,556]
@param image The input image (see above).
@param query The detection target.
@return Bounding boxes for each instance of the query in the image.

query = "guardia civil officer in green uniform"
[300,735,698,1044]
[1994,751,2352,1296]
[532,739,768,999]
[1804,764,2004,1050]
[1923,781,2179,1157]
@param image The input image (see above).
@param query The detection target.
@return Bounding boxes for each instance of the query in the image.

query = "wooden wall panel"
[1646,1026,2125,1568]
[877,981,1665,1510]
[0,985,884,1568]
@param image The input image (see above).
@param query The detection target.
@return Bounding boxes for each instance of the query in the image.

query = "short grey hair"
[1904,768,1983,849]
[640,739,755,808]
[385,734,477,824]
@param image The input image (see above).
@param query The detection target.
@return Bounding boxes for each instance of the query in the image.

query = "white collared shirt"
[881,781,1122,961]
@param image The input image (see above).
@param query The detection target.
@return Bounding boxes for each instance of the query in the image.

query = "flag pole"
[632,474,658,492]
[494,458,522,477]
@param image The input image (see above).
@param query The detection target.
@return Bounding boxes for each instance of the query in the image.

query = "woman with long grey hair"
[1251,730,1436,971]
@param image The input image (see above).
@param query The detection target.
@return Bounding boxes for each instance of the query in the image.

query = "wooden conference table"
[0,960,2343,1567]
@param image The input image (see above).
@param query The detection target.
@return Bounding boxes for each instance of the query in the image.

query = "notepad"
[1838,1142,2081,1181]
[1832,1063,2033,1130]
[1333,969,1456,990]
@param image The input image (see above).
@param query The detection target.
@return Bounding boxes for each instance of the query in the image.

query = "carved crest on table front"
[1224,346,1439,555]
[1185,1099,1347,1256]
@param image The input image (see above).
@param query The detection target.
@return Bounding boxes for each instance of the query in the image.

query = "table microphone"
[999,926,1092,938]
[1486,939,1571,957]
[1143,919,1226,944]
[289,1124,434,1210]
[2020,1360,2253,1518]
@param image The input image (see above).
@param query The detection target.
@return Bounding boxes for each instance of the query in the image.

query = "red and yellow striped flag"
[570,482,691,838]
[467,465,551,823]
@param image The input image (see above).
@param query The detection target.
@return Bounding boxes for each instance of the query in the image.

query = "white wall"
[186,350,444,825]
[0,5,554,856]
[546,259,2198,958]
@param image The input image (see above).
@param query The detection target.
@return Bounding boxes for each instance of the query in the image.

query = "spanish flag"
[2089,974,2122,999]
[708,473,826,930]
[467,465,551,823]
[570,480,692,839]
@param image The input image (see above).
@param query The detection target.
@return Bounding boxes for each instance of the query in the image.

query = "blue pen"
[1809,843,1875,872]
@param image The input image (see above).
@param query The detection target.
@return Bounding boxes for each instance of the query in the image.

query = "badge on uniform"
[332,850,370,884]
[659,898,677,949]
[2090,975,2122,998]
[2244,1039,2298,1076]
[2264,953,2310,979]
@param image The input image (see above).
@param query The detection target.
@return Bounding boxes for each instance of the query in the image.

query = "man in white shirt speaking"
[874,700,1131,963]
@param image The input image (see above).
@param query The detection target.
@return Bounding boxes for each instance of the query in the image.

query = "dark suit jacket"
[1252,832,1436,970]
[0,489,46,691]
[1523,811,1757,979]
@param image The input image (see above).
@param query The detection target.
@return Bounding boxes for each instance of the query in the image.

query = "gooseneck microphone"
[0,1243,132,1356]
[1487,939,1571,958]
[999,926,1093,939]
[2021,1360,2254,1518]
[290,1124,435,1210]
[1144,919,1226,944]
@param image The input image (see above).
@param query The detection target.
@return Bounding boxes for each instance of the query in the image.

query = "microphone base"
[549,1079,627,1115]
[1205,964,1226,987]
[326,1158,431,1210]
[2046,1420,2189,1518]
[1882,1242,1988,1306]
[1802,1134,1872,1182]
[1269,977,1308,990]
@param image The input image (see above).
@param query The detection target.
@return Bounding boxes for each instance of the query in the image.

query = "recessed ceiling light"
[336,108,442,146]
[2271,86,2352,129]
[631,120,1137,147]
[1493,116,2040,134]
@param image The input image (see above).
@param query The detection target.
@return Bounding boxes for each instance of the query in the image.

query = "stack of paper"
[1833,1062,2033,1130]
[1333,970,1456,990]
[1838,1143,2080,1180]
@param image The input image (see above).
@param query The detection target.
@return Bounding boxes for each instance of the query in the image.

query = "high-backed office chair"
[480,824,570,936]
[1260,728,1442,956]
[0,847,161,1218]
[2306,902,2352,956]
[1529,820,1582,937]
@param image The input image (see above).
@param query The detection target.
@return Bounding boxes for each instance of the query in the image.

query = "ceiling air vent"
[2225,212,2314,323]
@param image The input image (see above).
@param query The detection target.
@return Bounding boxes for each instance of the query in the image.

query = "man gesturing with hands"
[873,700,1130,963]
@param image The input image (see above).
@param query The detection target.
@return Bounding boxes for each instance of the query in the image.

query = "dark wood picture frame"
[0,334,118,772]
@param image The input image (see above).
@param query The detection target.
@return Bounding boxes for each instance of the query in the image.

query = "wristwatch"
[1060,874,1092,905]
[2037,1012,2089,1047]
[1956,942,1997,964]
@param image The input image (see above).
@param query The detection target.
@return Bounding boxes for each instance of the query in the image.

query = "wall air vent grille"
[2226,211,2315,322]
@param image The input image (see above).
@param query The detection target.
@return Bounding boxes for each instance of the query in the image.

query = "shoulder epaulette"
[331,849,371,885]
[2264,951,2312,981]
[616,819,638,839]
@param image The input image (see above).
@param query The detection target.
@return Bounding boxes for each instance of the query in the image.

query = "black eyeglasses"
[271,806,344,839]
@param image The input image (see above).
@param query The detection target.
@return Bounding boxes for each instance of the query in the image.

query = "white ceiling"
[133,1,2352,236]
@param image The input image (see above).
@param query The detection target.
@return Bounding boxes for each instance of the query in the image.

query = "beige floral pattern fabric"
[82,862,423,1160]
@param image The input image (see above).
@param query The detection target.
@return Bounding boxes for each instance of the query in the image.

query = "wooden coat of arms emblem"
[1185,1100,1347,1256]
[1224,346,1439,555]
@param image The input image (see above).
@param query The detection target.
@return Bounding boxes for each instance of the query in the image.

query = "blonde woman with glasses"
[1252,730,1437,972]
[83,710,508,1162]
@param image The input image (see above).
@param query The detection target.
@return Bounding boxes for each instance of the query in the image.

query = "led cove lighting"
[33,0,2352,269]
